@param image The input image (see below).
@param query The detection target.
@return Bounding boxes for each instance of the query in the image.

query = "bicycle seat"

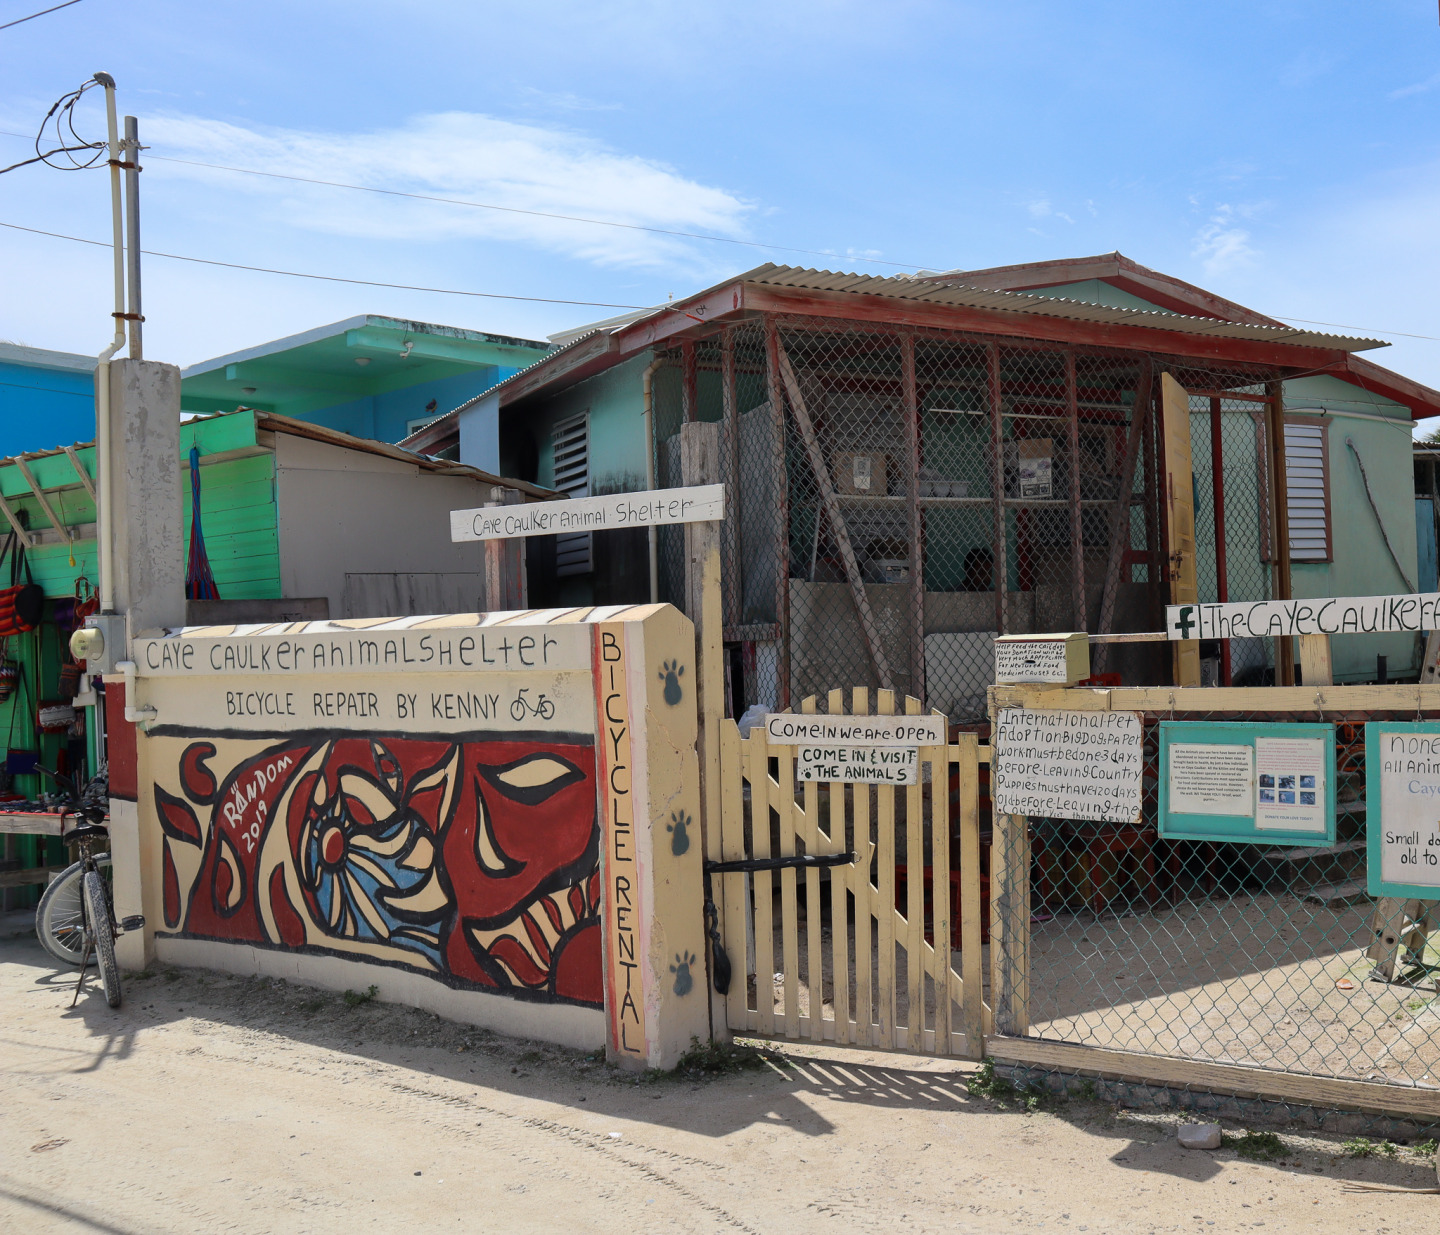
[63,823,110,843]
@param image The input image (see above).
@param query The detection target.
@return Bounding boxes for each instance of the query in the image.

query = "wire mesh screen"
[652,317,1285,719]
[1004,708,1440,1096]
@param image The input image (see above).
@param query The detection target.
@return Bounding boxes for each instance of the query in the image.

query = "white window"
[551,412,591,576]
[1284,417,1330,562]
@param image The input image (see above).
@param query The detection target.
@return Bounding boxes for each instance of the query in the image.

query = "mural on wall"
[153,732,602,1007]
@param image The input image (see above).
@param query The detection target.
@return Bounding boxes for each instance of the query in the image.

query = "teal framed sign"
[1159,721,1336,846]
[1364,722,1440,900]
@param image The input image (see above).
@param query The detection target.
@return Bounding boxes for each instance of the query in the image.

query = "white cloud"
[141,110,753,271]
[1389,72,1440,100]
[1192,205,1258,276]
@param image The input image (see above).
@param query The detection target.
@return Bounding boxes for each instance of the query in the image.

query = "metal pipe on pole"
[122,115,143,361]
[93,72,126,616]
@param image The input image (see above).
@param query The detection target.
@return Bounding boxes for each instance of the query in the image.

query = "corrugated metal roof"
[404,262,1390,451]
[740,264,1386,352]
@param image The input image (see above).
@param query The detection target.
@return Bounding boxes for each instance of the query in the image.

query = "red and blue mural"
[153,733,602,1007]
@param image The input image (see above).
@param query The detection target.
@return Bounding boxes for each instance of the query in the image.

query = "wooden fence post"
[681,421,726,1038]
[482,486,527,611]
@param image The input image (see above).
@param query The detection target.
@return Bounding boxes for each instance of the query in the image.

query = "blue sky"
[3,0,1440,414]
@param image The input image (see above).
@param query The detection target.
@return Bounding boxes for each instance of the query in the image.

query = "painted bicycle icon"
[510,688,556,722]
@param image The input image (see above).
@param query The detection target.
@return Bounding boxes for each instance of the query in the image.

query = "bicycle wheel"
[83,868,121,1008]
[35,854,112,967]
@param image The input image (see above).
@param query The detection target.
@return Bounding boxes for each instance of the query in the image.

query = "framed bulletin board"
[1364,722,1440,900]
[1159,721,1336,847]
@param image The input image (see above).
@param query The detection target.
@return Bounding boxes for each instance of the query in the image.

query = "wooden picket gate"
[713,688,991,1057]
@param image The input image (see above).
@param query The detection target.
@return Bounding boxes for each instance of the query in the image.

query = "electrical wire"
[0,0,83,32]
[0,78,105,175]
[0,127,923,270]
[0,218,658,310]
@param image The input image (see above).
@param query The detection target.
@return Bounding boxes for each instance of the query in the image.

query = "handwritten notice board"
[991,708,1144,823]
[1159,721,1336,846]
[1364,722,1440,899]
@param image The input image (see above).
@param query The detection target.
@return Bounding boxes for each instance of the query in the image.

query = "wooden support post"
[902,332,925,699]
[956,732,986,1056]
[1209,396,1232,685]
[1144,385,1163,631]
[764,318,791,709]
[989,343,1007,635]
[1160,373,1200,686]
[775,341,894,690]
[681,420,725,1037]
[1066,350,1087,631]
[721,327,741,629]
[989,811,1030,1036]
[1265,380,1295,686]
[1298,633,1332,688]
[1093,360,1152,673]
[482,487,527,611]
[681,339,698,424]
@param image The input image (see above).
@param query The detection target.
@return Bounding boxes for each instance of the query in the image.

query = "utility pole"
[122,115,143,360]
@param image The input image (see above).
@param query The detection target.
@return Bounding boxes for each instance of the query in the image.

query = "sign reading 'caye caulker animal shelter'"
[451,485,725,543]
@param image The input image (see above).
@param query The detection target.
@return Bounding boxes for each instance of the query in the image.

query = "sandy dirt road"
[1,933,1435,1234]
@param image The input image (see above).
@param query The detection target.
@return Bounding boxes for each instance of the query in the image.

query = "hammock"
[185,444,220,601]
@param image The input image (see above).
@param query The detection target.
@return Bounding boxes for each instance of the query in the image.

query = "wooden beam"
[1160,373,1200,686]
[740,284,1355,372]
[62,446,97,501]
[721,327,741,629]
[1093,361,1152,672]
[1066,350,1086,631]
[985,1035,1440,1121]
[765,318,792,709]
[989,343,1007,635]
[901,333,924,698]
[1265,380,1295,686]
[0,490,34,548]
[991,681,1440,714]
[14,457,74,545]
[775,342,894,690]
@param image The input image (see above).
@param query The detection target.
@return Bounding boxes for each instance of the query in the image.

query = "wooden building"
[406,255,1440,714]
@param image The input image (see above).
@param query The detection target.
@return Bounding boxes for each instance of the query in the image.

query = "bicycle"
[509,688,556,722]
[32,768,141,1008]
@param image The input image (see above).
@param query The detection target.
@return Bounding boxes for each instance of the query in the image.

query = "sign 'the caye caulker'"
[1166,593,1440,642]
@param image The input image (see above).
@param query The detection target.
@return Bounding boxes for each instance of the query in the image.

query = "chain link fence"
[651,319,1286,720]
[990,705,1440,1132]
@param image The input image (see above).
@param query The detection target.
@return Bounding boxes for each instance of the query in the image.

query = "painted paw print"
[666,810,691,856]
[659,660,685,706]
[670,950,696,996]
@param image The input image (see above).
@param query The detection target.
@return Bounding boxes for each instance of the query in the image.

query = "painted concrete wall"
[125,606,709,1067]
[273,366,524,445]
[272,433,502,616]
[0,346,96,457]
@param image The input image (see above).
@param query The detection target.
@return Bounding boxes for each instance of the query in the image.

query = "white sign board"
[992,708,1145,823]
[1165,594,1440,641]
[1168,743,1254,816]
[795,744,919,784]
[1254,735,1327,833]
[993,633,1089,685]
[1374,730,1440,894]
[451,484,725,543]
[764,713,946,748]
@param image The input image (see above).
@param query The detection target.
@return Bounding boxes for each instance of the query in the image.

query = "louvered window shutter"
[552,413,592,576]
[1283,419,1330,562]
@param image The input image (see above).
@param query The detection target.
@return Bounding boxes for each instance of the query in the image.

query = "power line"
[0,219,659,310]
[0,128,925,271]
[0,0,83,32]
[3,131,1438,345]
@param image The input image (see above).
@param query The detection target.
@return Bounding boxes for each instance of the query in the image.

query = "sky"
[2,0,1440,424]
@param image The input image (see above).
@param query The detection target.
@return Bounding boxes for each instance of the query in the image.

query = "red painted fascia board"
[739,284,1351,371]
[1329,354,1440,420]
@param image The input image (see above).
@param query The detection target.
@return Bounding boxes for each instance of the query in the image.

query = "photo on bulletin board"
[1364,722,1440,900]
[1159,721,1336,846]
